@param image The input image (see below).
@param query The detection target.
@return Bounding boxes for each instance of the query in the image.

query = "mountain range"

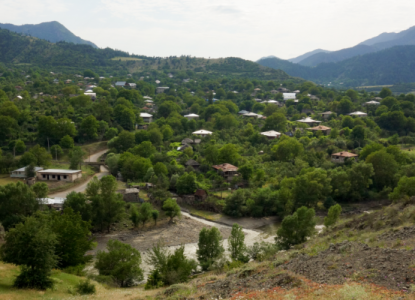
[262,26,415,67]
[0,21,97,48]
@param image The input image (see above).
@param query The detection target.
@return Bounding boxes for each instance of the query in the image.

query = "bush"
[63,264,85,276]
[76,279,96,295]
[145,269,164,290]
[95,240,143,287]
[324,204,342,228]
[275,206,316,250]
[14,266,54,290]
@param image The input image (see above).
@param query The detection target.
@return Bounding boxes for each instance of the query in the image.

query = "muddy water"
[140,212,276,278]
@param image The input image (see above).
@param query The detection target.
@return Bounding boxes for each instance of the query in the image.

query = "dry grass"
[80,141,108,156]
[0,175,22,186]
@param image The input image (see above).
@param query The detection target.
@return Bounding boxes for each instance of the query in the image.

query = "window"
[42,175,46,178]
[64,175,67,179]
[52,175,56,179]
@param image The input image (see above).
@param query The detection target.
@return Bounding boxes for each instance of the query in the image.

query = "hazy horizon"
[1,0,414,61]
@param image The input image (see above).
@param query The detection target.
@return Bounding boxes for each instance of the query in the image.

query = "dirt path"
[84,149,108,163]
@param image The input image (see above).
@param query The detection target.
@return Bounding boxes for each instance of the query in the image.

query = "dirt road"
[48,149,109,198]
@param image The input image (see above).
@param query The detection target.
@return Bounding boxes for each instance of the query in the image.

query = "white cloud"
[1,0,415,61]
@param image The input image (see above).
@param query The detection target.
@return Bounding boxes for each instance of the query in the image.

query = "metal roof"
[140,113,153,117]
[38,169,81,174]
[12,166,43,172]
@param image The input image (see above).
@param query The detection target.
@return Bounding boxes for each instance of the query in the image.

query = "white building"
[283,93,296,101]
[260,130,281,139]
[349,111,368,117]
[140,113,153,123]
[37,169,82,183]
[184,113,199,120]
[192,129,213,137]
[11,166,43,178]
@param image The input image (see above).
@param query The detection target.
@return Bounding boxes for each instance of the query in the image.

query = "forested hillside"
[258,45,415,86]
[0,21,97,48]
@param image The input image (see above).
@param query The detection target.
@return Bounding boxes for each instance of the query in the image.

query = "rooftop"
[332,152,358,157]
[297,117,321,124]
[349,111,368,116]
[212,163,239,172]
[13,166,43,172]
[193,129,212,135]
[261,130,281,137]
[38,169,81,174]
[140,113,153,117]
[307,125,331,131]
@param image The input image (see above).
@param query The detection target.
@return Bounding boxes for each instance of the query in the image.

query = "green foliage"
[95,239,143,287]
[197,227,225,270]
[69,146,85,170]
[31,182,49,198]
[60,135,74,149]
[176,172,197,195]
[163,199,181,222]
[275,206,316,250]
[389,176,415,201]
[228,223,248,262]
[63,192,92,222]
[272,137,304,162]
[0,215,57,290]
[145,269,164,290]
[146,242,197,286]
[76,279,96,295]
[324,204,342,227]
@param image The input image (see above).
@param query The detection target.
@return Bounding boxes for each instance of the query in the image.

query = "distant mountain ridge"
[288,49,331,63]
[257,45,415,86]
[0,21,97,48]
[296,26,415,66]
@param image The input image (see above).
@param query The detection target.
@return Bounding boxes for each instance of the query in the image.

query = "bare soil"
[283,241,415,291]
[89,216,232,254]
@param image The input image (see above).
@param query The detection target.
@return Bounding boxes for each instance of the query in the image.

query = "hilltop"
[0,21,97,48]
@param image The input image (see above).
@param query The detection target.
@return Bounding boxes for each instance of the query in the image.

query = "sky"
[1,0,415,61]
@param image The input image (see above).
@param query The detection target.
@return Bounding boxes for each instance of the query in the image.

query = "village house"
[212,163,239,181]
[37,169,82,183]
[331,152,358,163]
[156,87,169,94]
[181,138,201,145]
[119,188,140,202]
[126,83,136,88]
[296,117,321,126]
[140,113,153,123]
[320,111,335,119]
[364,101,380,106]
[185,159,200,170]
[177,144,192,151]
[38,197,65,211]
[260,130,281,139]
[195,189,208,201]
[238,110,249,115]
[184,113,199,120]
[283,93,296,101]
[115,81,126,87]
[307,125,331,135]
[349,111,368,117]
[11,166,43,178]
[192,129,212,137]
[84,92,96,101]
[278,87,290,93]
[65,79,72,84]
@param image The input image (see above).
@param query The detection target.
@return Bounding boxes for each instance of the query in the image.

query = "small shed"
[195,189,208,201]
[307,125,331,135]
[320,111,335,119]
[331,152,358,163]
[11,166,43,178]
[121,188,140,202]
[185,159,200,170]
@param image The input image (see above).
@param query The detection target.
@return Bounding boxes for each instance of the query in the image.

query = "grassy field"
[0,262,158,300]
[0,174,23,186]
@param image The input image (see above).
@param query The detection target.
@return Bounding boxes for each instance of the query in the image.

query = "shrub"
[145,269,164,290]
[95,240,143,287]
[197,227,225,271]
[324,204,342,228]
[76,279,96,295]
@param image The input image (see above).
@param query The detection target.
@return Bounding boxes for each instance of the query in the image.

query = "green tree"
[69,146,85,170]
[154,162,168,177]
[25,163,36,178]
[272,137,304,162]
[324,204,342,227]
[60,135,74,149]
[31,182,49,199]
[50,208,94,268]
[379,87,392,98]
[239,165,254,180]
[0,182,38,230]
[131,141,156,158]
[176,172,197,195]
[130,205,141,228]
[151,210,159,225]
[197,227,224,270]
[263,112,287,132]
[389,176,415,201]
[218,144,240,165]
[162,199,181,222]
[366,150,398,189]
[139,202,153,227]
[63,192,92,222]
[14,140,26,154]
[80,115,99,140]
[347,162,374,201]
[95,240,143,287]
[87,176,125,232]
[29,145,52,167]
[50,144,64,160]
[228,223,247,262]
[275,206,316,250]
[110,131,135,153]
[0,215,57,290]
[359,143,383,160]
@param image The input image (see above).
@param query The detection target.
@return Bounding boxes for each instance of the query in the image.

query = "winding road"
[48,149,109,198]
